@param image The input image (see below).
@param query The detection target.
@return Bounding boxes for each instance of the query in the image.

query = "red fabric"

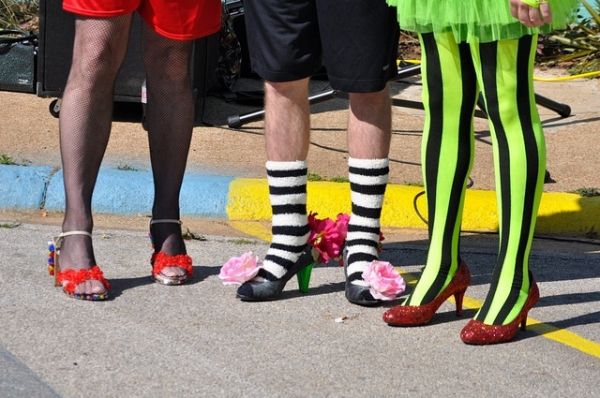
[57,265,111,294]
[151,252,193,277]
[62,0,221,40]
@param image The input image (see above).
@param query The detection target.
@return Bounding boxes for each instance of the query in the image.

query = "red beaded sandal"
[149,219,193,285]
[47,231,110,301]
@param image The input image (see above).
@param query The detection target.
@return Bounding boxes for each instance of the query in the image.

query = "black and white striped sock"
[346,157,389,287]
[258,160,310,281]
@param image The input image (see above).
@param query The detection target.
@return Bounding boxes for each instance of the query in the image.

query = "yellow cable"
[534,70,600,81]
[397,59,600,81]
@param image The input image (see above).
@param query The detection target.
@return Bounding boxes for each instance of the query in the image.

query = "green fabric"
[387,0,579,43]
[406,33,474,306]
[407,32,545,325]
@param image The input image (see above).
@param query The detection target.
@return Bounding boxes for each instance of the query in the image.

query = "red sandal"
[47,231,110,301]
[149,219,193,285]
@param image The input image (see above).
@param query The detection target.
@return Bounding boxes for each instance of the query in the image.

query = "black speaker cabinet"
[36,0,219,122]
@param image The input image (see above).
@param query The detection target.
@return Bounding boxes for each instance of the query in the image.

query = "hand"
[509,0,553,28]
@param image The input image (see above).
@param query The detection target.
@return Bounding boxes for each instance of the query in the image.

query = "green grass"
[573,187,600,197]
[307,173,349,183]
[182,228,207,241]
[0,154,16,165]
[402,181,425,187]
[0,0,38,30]
[231,238,255,245]
[0,222,21,229]
[0,154,31,166]
[116,163,139,172]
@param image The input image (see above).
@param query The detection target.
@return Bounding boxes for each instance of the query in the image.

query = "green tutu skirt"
[387,0,579,43]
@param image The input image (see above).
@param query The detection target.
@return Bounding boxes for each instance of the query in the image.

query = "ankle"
[150,223,185,254]
[62,218,93,233]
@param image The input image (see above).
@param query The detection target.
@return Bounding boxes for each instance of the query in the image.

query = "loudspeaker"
[0,30,37,93]
[36,0,219,122]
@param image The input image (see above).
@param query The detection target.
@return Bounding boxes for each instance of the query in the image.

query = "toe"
[161,266,186,278]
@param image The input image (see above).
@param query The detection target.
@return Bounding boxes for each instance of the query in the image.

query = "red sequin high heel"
[383,262,470,326]
[149,219,193,285]
[460,282,539,345]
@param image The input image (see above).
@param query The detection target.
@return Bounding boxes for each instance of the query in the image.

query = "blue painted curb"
[45,168,233,217]
[0,165,54,210]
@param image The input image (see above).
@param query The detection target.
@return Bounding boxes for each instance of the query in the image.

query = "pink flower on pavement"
[362,260,405,301]
[219,252,260,285]
[308,212,345,264]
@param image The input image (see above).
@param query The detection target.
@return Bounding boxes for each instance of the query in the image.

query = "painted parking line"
[228,220,600,360]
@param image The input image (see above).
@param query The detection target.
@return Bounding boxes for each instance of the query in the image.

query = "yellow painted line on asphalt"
[226,178,600,234]
[228,219,600,359]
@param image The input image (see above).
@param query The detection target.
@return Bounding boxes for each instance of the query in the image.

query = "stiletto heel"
[460,282,539,345]
[383,262,471,326]
[149,219,193,285]
[237,248,314,301]
[47,231,110,301]
[296,263,314,294]
[454,289,466,317]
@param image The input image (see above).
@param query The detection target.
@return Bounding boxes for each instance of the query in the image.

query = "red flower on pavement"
[308,212,346,264]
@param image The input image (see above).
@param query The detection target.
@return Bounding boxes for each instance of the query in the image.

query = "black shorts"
[243,0,399,93]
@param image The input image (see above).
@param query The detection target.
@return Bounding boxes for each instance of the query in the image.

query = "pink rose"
[219,252,260,285]
[362,260,405,301]
[308,212,345,264]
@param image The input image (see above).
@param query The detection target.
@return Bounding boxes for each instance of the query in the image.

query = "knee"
[349,88,390,110]
[265,79,308,96]
[264,79,309,104]
[71,41,124,83]
[144,45,191,86]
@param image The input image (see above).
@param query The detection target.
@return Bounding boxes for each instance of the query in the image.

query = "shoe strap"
[150,219,182,225]
[59,231,93,238]
[54,231,92,250]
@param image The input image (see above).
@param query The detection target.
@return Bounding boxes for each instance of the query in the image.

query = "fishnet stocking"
[143,27,194,277]
[58,16,132,294]
[57,17,196,288]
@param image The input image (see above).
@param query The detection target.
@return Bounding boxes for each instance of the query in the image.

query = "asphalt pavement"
[0,222,598,397]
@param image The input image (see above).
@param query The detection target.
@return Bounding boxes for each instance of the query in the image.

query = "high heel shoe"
[343,247,385,307]
[236,247,314,301]
[460,281,539,345]
[47,231,110,301]
[150,219,193,285]
[383,262,470,326]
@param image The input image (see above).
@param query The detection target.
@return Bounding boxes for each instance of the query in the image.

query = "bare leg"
[264,79,311,160]
[143,27,194,278]
[58,15,132,295]
[347,86,392,158]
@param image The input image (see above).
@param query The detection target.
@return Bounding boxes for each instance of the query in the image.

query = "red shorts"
[63,0,221,41]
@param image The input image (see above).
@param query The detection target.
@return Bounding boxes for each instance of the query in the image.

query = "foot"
[150,221,188,278]
[460,282,539,345]
[236,248,313,301]
[343,247,381,306]
[58,234,107,296]
[383,262,470,326]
